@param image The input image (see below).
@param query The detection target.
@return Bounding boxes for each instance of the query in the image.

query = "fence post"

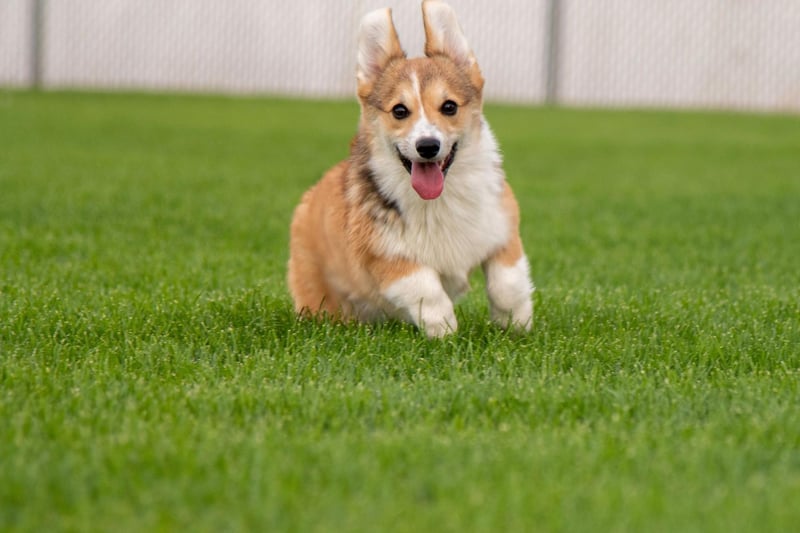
[544,0,561,105]
[31,0,45,89]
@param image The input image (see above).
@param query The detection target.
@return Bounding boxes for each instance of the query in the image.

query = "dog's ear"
[422,0,483,91]
[357,8,405,95]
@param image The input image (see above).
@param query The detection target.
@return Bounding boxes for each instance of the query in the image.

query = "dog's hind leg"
[288,200,342,318]
[287,251,341,318]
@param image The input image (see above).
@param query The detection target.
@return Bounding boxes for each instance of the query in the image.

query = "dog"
[288,0,534,337]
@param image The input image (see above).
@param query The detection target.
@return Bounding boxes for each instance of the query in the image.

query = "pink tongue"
[410,161,444,200]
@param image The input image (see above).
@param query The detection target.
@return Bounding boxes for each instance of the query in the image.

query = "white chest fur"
[371,122,510,282]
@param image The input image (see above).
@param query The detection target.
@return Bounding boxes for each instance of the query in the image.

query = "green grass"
[1,90,799,532]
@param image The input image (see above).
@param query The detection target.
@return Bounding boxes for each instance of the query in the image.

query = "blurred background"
[2,0,800,112]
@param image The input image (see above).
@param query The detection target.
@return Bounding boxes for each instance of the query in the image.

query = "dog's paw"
[421,306,458,338]
[383,267,458,338]
[490,297,532,332]
[484,255,534,332]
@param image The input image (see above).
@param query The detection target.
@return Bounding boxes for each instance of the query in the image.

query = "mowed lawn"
[1,91,799,532]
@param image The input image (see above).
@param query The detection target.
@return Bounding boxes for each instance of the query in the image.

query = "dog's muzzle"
[396,142,458,176]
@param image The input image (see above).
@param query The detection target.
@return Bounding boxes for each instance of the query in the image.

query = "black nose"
[415,138,441,159]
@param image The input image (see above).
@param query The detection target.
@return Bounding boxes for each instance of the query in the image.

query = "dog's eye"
[391,104,410,120]
[441,100,458,116]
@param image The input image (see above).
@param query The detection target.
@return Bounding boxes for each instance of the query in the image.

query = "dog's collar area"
[396,143,459,176]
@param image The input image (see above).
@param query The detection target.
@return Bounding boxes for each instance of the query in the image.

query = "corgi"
[288,0,534,337]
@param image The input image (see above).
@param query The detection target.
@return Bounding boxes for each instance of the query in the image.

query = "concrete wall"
[2,0,799,112]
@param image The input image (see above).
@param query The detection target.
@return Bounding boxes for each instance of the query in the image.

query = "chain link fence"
[2,0,799,112]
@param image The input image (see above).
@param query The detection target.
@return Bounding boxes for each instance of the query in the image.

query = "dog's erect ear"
[357,8,405,94]
[422,0,483,90]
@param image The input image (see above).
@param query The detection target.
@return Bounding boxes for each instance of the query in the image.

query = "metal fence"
[2,0,799,112]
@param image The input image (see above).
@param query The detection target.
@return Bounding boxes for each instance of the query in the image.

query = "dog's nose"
[415,138,441,160]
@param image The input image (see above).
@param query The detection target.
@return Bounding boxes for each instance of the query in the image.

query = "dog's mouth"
[396,143,458,200]
[397,143,458,176]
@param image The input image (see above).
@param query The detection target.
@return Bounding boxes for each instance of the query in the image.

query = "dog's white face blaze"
[288,1,534,338]
[401,72,445,161]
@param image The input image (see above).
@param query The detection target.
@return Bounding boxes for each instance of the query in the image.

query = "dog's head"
[356,0,485,200]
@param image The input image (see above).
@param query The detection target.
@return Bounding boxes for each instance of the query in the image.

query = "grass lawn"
[1,90,799,532]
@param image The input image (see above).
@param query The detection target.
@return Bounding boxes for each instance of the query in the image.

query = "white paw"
[490,297,532,332]
[382,267,457,337]
[421,305,458,338]
[484,255,534,332]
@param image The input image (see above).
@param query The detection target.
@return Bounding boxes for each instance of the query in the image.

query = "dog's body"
[288,0,533,337]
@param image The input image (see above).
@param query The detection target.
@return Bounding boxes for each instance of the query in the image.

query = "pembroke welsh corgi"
[288,0,533,337]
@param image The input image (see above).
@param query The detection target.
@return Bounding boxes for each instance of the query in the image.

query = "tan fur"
[488,182,525,267]
[356,8,405,101]
[287,1,533,333]
[422,2,484,92]
[288,139,423,320]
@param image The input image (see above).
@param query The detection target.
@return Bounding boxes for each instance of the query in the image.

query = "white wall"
[559,0,800,111]
[0,0,33,86]
[2,0,799,112]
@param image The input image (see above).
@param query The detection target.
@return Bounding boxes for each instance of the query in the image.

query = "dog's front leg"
[482,236,534,332]
[381,265,457,338]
